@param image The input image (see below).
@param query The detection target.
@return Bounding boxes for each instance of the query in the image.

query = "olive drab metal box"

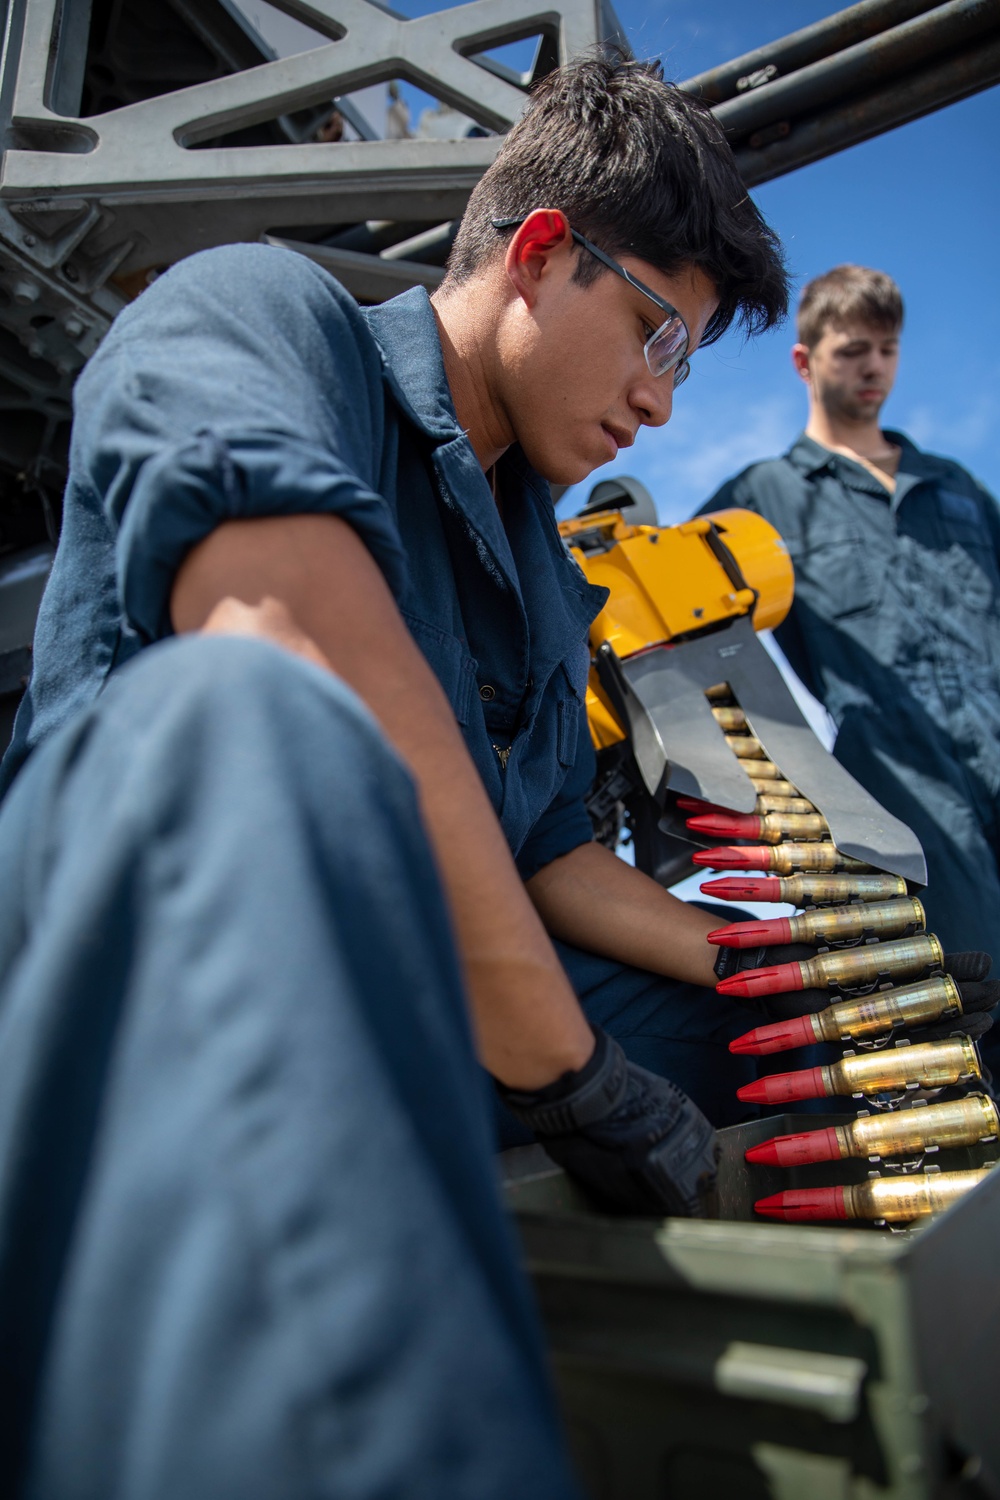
[504,1121,1000,1500]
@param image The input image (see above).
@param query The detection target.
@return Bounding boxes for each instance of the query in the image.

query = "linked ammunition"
[755,794,817,815]
[678,792,819,820]
[709,897,925,951]
[745,1094,1000,1167]
[705,683,731,701]
[725,733,767,759]
[700,873,910,905]
[749,778,800,798]
[711,706,747,731]
[716,932,943,1000]
[692,844,873,874]
[687,811,830,843]
[730,974,959,1056]
[755,1169,992,1223]
[742,760,782,780]
[736,1035,980,1105]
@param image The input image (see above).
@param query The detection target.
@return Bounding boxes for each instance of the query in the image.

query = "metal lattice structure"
[0,0,998,662]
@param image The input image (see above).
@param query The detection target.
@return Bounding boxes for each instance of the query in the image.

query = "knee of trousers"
[100,633,410,798]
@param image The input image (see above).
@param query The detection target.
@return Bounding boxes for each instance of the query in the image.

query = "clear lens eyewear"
[492,217,692,388]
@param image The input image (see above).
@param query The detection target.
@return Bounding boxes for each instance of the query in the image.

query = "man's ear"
[504,209,574,307]
[791,343,812,386]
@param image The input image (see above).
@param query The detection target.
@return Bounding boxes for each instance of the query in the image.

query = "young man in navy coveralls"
[704,265,1000,1078]
[0,58,788,1498]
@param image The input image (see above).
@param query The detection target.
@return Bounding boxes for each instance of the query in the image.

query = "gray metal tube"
[734,28,1000,185]
[714,0,1000,138]
[680,0,944,103]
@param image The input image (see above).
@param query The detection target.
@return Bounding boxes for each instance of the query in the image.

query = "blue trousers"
[0,637,581,1500]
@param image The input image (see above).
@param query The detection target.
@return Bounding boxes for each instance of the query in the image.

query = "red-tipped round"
[736,1066,827,1105]
[729,1014,819,1055]
[745,1127,843,1167]
[686,812,761,839]
[754,1187,848,1221]
[691,846,772,871]
[716,962,805,999]
[675,796,735,814]
[699,877,784,902]
[707,917,793,949]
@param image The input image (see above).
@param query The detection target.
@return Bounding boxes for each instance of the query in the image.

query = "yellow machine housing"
[558,507,794,750]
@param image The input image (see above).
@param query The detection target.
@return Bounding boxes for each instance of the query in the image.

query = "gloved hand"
[496,1027,719,1218]
[714,943,999,1042]
[917,952,999,1043]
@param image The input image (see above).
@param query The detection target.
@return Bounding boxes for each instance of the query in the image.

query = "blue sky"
[556,1,1000,524]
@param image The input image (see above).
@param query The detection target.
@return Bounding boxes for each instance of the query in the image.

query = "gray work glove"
[496,1027,719,1217]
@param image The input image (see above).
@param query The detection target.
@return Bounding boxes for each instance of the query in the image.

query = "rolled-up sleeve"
[515,696,596,881]
[74,243,408,644]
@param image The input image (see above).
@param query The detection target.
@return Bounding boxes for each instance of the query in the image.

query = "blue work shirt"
[705,431,1000,795]
[1,244,606,878]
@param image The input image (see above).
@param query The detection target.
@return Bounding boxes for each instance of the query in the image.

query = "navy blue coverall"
[0,244,754,1497]
[704,432,1000,1067]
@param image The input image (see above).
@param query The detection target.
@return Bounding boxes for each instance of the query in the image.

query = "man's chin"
[534,450,613,488]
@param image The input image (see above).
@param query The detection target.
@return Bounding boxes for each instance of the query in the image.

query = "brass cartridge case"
[756,795,817,815]
[789,897,925,948]
[843,1170,991,1222]
[813,974,959,1042]
[766,844,872,874]
[725,733,767,759]
[744,760,782,780]
[800,932,943,990]
[780,873,909,905]
[705,683,731,701]
[750,778,800,798]
[754,812,831,843]
[845,1094,1000,1160]
[824,1036,980,1096]
[712,706,747,731]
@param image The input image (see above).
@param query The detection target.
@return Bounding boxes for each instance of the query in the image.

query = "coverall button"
[479,684,496,701]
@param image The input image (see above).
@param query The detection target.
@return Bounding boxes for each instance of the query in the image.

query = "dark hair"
[445,53,788,344]
[797,264,904,348]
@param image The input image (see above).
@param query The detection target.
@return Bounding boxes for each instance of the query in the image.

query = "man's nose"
[632,374,674,428]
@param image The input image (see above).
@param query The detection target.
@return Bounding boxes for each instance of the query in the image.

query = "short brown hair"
[445,54,788,345]
[797,264,903,348]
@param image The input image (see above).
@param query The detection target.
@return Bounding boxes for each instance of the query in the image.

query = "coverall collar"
[362,286,463,444]
[786,429,930,512]
[362,286,607,661]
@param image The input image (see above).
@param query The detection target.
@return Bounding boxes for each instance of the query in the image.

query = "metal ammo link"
[497,1027,630,1136]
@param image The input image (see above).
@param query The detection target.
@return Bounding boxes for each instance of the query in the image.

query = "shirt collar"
[785,428,930,508]
[361,286,463,442]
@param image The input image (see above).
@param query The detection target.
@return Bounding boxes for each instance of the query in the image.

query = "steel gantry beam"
[0,0,998,539]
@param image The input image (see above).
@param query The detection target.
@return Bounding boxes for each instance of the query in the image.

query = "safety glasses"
[492,217,691,388]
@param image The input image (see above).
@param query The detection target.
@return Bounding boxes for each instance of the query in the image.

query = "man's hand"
[497,1027,720,1217]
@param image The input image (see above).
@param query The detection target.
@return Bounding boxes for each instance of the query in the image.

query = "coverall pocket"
[554,662,583,769]
[556,696,579,769]
[401,612,478,726]
[798,535,880,619]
